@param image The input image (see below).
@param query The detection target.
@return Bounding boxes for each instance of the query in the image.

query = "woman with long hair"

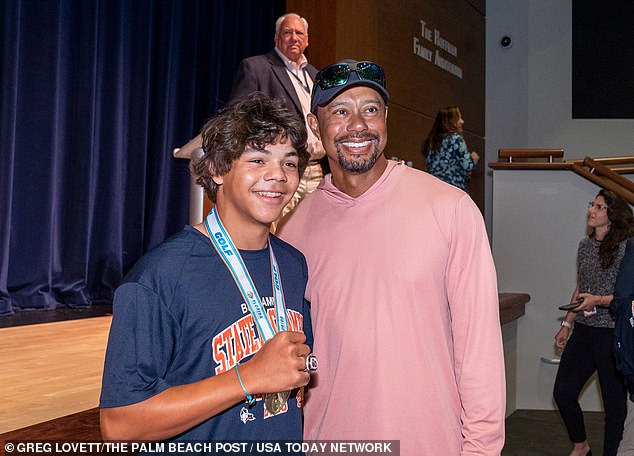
[422,105,479,191]
[554,189,634,456]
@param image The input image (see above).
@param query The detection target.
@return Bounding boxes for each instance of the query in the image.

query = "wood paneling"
[0,409,102,443]
[287,0,486,211]
[376,0,485,135]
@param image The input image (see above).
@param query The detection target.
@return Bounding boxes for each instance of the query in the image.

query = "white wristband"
[561,321,573,329]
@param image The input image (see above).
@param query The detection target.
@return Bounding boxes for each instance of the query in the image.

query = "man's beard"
[335,135,380,173]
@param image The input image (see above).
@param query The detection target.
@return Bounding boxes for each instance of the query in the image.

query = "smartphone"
[558,298,584,311]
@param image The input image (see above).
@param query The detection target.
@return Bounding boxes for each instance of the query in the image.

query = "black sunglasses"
[314,61,386,90]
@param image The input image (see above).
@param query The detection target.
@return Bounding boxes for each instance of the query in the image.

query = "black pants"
[554,323,627,456]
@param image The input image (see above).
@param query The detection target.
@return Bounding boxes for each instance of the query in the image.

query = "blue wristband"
[235,363,256,406]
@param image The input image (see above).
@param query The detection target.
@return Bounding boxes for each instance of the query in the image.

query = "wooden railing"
[489,149,634,204]
[490,149,571,170]
[498,148,565,163]
[568,156,634,175]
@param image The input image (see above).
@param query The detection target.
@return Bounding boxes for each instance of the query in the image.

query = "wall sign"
[414,19,463,79]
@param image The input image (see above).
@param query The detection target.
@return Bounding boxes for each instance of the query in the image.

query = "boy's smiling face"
[213,138,300,233]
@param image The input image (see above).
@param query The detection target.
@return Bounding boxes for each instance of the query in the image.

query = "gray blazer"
[228,50,318,119]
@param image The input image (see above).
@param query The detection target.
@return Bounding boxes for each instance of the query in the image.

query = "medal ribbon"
[204,207,288,342]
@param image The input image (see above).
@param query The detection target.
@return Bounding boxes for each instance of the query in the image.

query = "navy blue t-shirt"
[100,226,312,442]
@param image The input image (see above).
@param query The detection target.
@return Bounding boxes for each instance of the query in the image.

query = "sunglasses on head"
[314,61,386,90]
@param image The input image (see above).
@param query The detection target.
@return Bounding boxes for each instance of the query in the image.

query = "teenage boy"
[99,92,313,443]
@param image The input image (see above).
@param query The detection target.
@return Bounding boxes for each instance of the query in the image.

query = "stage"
[0,315,111,434]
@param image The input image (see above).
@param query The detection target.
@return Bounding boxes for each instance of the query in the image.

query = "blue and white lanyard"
[204,207,288,342]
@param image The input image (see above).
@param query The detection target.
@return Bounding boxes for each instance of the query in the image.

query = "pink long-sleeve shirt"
[278,160,505,455]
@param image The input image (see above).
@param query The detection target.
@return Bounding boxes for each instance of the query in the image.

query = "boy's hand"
[238,331,311,394]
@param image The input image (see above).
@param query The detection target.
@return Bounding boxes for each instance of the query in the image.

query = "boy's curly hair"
[190,92,309,202]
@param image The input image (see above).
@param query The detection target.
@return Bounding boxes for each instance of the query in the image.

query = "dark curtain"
[0,0,284,315]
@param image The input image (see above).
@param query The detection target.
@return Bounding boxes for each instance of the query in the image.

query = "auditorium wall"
[487,0,634,410]
[287,0,486,211]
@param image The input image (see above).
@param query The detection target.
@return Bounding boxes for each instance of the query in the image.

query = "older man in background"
[182,13,325,230]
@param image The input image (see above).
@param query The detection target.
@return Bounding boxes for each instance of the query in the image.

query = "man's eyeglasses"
[588,201,608,211]
[314,61,386,90]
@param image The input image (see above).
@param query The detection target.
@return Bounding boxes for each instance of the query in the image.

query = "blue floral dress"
[425,133,476,191]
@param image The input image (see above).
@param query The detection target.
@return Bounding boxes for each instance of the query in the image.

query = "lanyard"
[289,68,311,93]
[204,208,288,342]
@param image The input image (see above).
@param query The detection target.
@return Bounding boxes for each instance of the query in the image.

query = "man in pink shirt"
[278,60,506,455]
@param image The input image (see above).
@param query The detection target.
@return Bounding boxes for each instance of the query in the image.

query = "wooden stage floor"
[0,316,112,434]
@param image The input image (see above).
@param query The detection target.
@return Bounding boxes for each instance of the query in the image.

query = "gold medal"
[264,391,290,415]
